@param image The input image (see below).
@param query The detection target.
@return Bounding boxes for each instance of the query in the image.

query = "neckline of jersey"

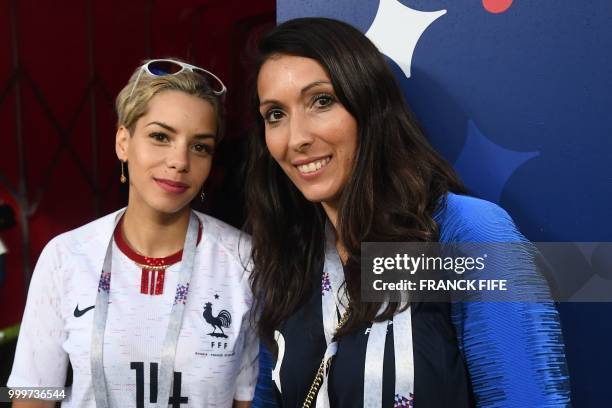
[113,215,203,267]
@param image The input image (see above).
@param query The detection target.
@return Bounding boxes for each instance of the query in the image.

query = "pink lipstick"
[154,178,189,194]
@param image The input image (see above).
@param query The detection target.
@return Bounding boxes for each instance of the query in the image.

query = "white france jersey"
[8,209,258,407]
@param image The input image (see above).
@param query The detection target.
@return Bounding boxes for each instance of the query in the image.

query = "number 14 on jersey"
[130,362,188,407]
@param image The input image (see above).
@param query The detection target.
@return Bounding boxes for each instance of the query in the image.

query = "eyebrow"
[193,133,216,141]
[146,121,215,140]
[259,80,332,108]
[300,80,331,95]
[146,121,177,133]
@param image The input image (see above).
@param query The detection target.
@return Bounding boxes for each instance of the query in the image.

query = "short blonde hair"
[115,59,225,141]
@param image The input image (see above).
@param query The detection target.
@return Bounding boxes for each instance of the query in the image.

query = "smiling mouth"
[296,156,331,174]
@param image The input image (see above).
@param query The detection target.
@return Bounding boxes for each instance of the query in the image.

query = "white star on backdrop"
[366,0,446,78]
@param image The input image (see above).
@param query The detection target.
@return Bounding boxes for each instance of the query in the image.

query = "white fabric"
[316,224,414,407]
[363,320,387,408]
[0,237,7,255]
[321,223,347,346]
[8,209,258,407]
[393,303,415,404]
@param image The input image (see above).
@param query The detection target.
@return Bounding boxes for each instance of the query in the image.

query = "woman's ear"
[115,126,130,161]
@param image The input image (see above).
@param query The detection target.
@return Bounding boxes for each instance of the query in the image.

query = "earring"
[120,161,127,184]
[200,189,206,202]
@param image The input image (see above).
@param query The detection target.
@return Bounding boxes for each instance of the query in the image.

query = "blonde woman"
[9,59,256,408]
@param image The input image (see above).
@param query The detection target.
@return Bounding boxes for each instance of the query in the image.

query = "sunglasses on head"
[128,59,227,99]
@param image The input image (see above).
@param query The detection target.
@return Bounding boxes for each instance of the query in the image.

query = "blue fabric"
[252,343,278,407]
[252,193,571,407]
[438,194,570,407]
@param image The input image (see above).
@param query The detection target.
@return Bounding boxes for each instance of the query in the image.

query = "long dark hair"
[245,17,464,346]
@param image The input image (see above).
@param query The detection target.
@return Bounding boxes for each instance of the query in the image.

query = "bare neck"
[321,201,337,230]
[121,205,191,258]
[321,201,348,264]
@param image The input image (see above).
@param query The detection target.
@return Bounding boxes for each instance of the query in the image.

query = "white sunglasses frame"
[128,59,227,99]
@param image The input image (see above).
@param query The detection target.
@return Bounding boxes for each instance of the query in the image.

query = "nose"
[287,112,314,152]
[166,144,190,172]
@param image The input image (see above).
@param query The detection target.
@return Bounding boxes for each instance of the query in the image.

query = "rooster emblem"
[203,302,232,338]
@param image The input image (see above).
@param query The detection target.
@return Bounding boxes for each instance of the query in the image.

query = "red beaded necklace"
[113,216,202,295]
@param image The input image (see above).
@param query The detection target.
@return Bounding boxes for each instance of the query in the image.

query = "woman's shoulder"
[45,209,123,253]
[435,193,526,243]
[194,211,252,265]
[32,209,123,274]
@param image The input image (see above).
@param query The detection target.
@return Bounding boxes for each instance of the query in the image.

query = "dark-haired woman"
[246,18,570,408]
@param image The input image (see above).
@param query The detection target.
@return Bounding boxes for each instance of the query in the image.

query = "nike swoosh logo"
[74,304,95,318]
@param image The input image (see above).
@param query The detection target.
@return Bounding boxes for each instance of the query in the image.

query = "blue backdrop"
[277,1,612,406]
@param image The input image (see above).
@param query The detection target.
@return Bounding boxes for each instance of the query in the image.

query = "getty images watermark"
[371,252,505,290]
[361,242,612,302]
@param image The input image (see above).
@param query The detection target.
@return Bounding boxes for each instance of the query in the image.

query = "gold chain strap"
[302,310,350,408]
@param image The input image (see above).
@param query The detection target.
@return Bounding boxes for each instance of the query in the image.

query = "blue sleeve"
[252,342,280,408]
[440,195,571,407]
